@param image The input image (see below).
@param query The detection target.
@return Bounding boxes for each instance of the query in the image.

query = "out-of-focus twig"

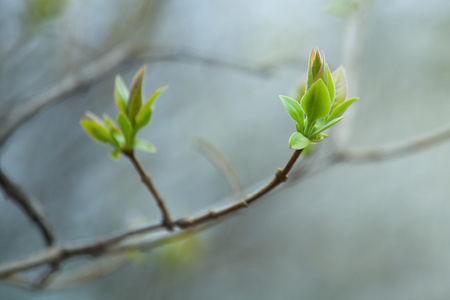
[333,6,368,149]
[197,138,243,197]
[336,123,450,162]
[0,45,138,147]
[0,168,53,246]
[140,48,302,78]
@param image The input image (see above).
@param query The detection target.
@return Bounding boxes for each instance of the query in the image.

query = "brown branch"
[175,149,303,228]
[0,149,303,282]
[0,223,164,279]
[124,151,173,230]
[0,167,53,246]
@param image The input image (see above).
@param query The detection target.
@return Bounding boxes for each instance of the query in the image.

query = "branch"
[0,149,303,283]
[336,123,450,162]
[175,149,303,228]
[124,151,173,230]
[0,44,138,147]
[0,167,53,246]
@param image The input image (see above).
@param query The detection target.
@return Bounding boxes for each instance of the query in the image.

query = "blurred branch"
[0,168,53,246]
[336,124,450,162]
[141,47,302,77]
[197,138,243,197]
[0,45,138,148]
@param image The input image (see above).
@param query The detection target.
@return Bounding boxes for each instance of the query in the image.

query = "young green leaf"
[115,75,129,114]
[325,64,335,103]
[146,85,168,109]
[135,85,167,131]
[289,132,310,150]
[327,97,358,122]
[301,79,331,126]
[134,139,156,152]
[80,120,110,144]
[135,108,152,132]
[279,95,304,126]
[331,66,347,107]
[311,116,344,136]
[128,65,146,123]
[117,113,132,147]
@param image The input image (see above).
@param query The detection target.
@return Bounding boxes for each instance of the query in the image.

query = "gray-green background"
[2,0,450,299]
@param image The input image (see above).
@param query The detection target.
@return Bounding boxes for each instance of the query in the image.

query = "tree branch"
[336,123,450,162]
[0,44,138,148]
[0,149,303,282]
[0,167,53,246]
[124,151,173,230]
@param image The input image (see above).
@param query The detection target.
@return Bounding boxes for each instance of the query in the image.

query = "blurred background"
[2,0,450,299]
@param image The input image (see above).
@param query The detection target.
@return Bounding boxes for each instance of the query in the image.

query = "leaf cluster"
[80,66,167,159]
[280,49,358,149]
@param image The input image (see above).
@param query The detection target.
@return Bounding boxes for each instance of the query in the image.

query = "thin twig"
[124,151,173,230]
[175,149,303,228]
[0,167,53,246]
[0,149,304,280]
[336,123,450,162]
[0,223,164,279]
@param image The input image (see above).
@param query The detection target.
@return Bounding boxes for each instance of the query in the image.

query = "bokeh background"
[2,0,450,299]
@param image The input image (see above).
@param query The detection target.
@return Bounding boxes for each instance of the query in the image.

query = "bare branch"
[0,149,304,283]
[0,45,138,147]
[175,149,303,228]
[0,167,53,246]
[124,151,173,230]
[336,124,450,162]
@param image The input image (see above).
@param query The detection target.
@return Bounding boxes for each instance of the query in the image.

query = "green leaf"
[289,132,310,150]
[128,65,146,123]
[135,85,167,131]
[134,139,156,152]
[80,120,110,144]
[146,85,168,109]
[102,115,120,147]
[110,149,121,160]
[328,97,358,122]
[310,133,327,143]
[311,116,344,136]
[279,95,304,126]
[326,64,335,103]
[115,75,129,114]
[301,79,331,128]
[331,66,347,107]
[117,113,132,147]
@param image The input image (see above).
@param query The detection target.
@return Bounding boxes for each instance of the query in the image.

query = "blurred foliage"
[153,236,203,270]
[22,0,67,27]
[326,0,374,17]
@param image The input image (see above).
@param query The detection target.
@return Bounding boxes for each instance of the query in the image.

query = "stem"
[125,151,173,230]
[175,149,303,228]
